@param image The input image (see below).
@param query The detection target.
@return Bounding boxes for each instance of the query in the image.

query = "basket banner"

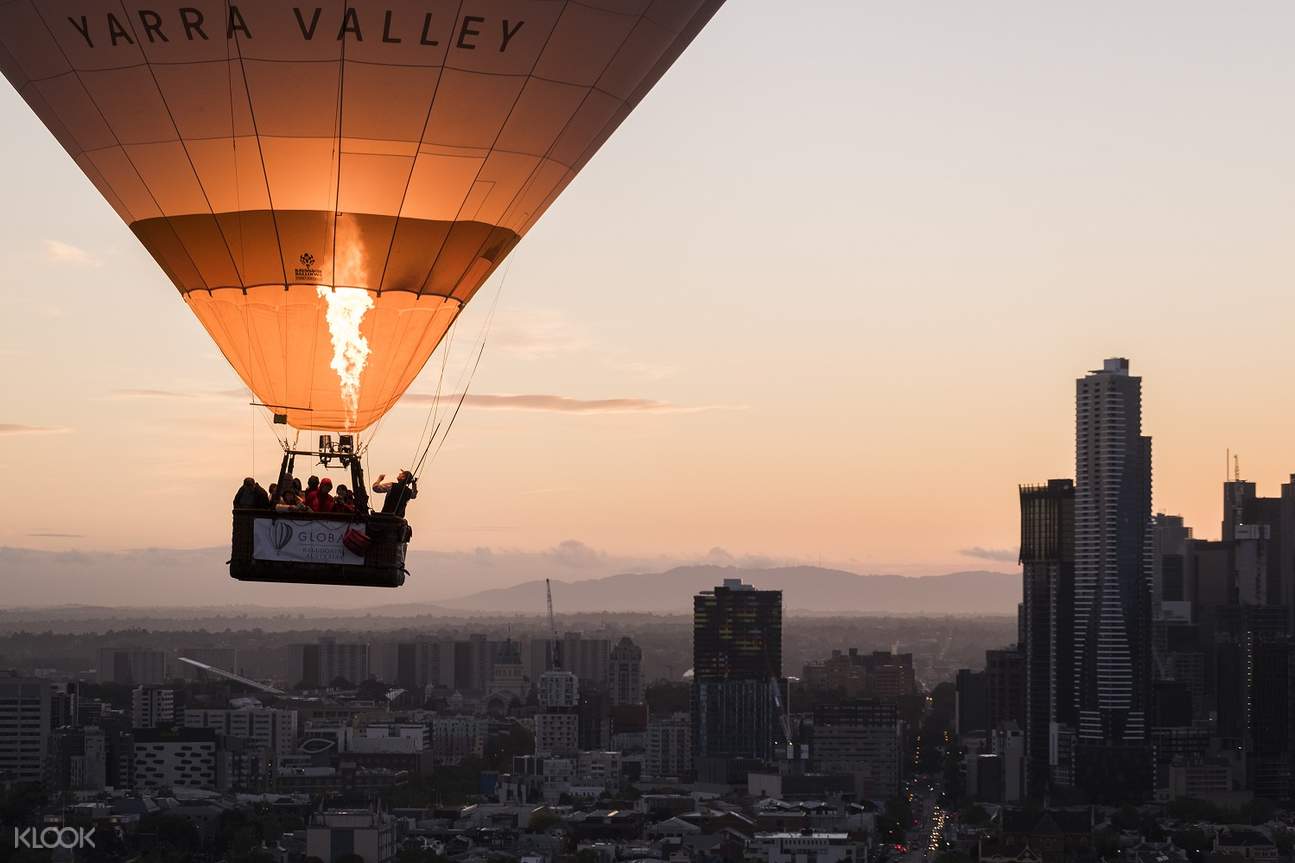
[252,518,366,566]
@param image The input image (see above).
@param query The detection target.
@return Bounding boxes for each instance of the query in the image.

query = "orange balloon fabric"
[1,0,723,429]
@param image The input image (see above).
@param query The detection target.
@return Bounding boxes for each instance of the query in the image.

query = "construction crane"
[546,578,562,671]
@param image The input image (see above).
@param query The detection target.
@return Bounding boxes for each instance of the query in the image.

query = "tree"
[528,810,562,833]
[934,851,973,863]
[575,849,601,863]
[959,804,989,827]
[644,681,690,715]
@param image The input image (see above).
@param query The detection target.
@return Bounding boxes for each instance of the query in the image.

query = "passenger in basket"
[275,488,309,512]
[303,475,321,510]
[309,477,336,513]
[233,477,271,509]
[333,485,356,514]
[372,470,418,518]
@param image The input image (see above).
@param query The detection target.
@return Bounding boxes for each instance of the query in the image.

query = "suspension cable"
[411,258,511,479]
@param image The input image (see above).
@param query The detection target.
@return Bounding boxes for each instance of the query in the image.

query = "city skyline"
[6,3,1295,589]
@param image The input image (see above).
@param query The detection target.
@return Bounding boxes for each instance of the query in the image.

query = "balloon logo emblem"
[273,522,293,551]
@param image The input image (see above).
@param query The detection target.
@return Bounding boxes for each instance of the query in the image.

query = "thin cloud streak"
[0,424,71,436]
[44,239,101,267]
[27,532,84,538]
[404,393,743,414]
[959,546,1019,563]
[108,388,246,401]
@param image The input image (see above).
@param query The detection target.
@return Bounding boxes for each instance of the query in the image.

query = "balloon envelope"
[1,0,722,429]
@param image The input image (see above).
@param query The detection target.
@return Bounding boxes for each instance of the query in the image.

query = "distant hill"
[0,547,1017,614]
[434,565,1020,615]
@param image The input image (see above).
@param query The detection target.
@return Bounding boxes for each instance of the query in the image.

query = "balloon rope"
[412,258,511,479]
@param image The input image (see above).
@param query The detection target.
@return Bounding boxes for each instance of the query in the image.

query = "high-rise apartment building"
[1073,358,1154,800]
[97,648,166,685]
[609,637,644,705]
[692,579,784,765]
[0,674,51,783]
[1019,478,1075,796]
[302,637,370,688]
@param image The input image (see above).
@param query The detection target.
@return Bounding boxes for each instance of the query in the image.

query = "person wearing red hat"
[308,477,336,514]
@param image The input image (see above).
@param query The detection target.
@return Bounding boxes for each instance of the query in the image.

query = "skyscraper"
[692,578,784,773]
[1019,478,1075,796]
[1073,358,1154,800]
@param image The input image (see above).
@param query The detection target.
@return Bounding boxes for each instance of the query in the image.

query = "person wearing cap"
[372,470,418,517]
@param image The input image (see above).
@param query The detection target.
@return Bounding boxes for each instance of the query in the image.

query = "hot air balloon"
[1,0,723,586]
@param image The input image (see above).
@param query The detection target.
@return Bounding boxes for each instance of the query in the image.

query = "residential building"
[1073,358,1154,801]
[131,685,175,729]
[693,579,784,766]
[608,637,644,705]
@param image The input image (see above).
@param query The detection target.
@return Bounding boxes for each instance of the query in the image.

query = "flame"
[317,286,373,428]
[318,214,373,428]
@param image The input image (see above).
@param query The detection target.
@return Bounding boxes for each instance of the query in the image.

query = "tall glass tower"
[1074,358,1154,799]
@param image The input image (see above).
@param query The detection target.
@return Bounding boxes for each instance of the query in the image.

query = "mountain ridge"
[428,564,1019,614]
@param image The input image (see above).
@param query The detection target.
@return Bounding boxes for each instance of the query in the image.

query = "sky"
[5,1,1295,593]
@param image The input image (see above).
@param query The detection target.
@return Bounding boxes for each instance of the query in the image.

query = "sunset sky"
[5,1,1295,586]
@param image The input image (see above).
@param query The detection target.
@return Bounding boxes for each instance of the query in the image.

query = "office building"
[133,727,218,790]
[1019,478,1075,795]
[49,725,106,792]
[955,669,989,737]
[306,807,396,863]
[646,713,692,780]
[810,699,903,799]
[0,674,51,783]
[1073,358,1154,800]
[184,707,299,767]
[430,716,487,765]
[986,646,1026,732]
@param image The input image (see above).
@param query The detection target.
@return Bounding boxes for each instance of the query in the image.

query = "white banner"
[252,518,366,566]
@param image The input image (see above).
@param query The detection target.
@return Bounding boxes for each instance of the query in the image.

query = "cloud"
[109,388,246,401]
[959,546,1019,563]
[26,532,84,539]
[543,539,605,569]
[610,360,681,382]
[44,240,101,267]
[404,392,740,414]
[0,424,71,436]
